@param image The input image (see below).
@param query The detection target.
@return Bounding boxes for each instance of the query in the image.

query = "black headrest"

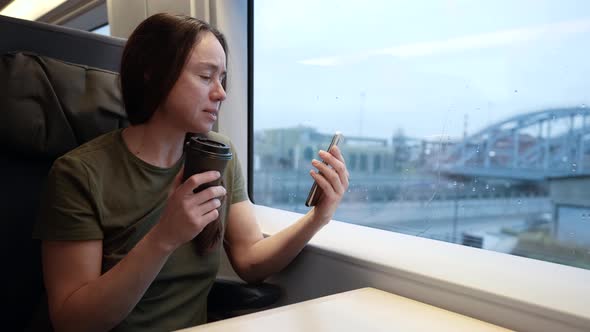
[0,52,128,159]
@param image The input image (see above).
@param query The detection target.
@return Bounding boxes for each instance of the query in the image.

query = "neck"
[122,118,187,168]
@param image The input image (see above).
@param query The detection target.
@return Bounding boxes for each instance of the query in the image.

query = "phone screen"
[305,132,344,207]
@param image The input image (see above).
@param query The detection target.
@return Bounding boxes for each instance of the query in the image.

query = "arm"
[224,146,349,283]
[43,235,171,332]
[44,171,226,332]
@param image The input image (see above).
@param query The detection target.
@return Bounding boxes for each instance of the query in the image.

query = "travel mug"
[183,136,233,254]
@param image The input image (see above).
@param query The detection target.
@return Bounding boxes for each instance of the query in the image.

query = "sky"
[253,0,590,140]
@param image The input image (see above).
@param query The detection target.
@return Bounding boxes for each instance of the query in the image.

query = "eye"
[199,75,212,81]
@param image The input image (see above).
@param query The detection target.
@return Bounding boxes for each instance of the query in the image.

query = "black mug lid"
[186,136,232,158]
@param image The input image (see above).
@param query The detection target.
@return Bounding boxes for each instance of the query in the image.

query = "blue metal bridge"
[430,107,590,180]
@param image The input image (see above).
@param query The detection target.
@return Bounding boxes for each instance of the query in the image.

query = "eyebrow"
[195,61,226,74]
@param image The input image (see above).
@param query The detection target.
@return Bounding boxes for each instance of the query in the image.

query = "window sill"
[252,204,590,332]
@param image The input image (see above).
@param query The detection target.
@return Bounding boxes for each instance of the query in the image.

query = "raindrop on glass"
[517,199,522,205]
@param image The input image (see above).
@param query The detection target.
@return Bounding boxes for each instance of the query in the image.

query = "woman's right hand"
[152,169,227,252]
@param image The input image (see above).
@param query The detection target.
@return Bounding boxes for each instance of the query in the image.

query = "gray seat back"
[0,14,127,330]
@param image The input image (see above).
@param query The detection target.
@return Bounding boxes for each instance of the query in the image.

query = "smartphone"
[305,132,344,207]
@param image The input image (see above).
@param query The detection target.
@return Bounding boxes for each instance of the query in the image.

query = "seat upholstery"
[0,52,128,158]
[0,51,127,330]
[0,17,127,330]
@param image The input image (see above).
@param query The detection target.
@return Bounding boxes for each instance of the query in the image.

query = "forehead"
[188,31,226,69]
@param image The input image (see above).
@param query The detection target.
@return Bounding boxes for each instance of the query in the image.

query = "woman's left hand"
[309,145,349,225]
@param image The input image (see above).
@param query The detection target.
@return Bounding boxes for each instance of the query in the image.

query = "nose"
[210,79,226,102]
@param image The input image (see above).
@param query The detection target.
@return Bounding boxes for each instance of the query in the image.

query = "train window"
[91,24,110,36]
[252,0,590,270]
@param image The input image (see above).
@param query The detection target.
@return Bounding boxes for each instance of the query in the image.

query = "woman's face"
[161,31,227,134]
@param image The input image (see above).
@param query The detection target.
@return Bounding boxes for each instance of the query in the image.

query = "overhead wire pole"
[359,91,366,137]
[460,113,468,166]
[544,116,552,170]
[569,113,575,169]
[580,114,587,172]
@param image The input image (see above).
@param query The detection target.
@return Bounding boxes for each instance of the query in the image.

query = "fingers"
[312,159,343,195]
[191,186,227,205]
[198,208,220,225]
[158,171,225,249]
[184,185,225,225]
[319,147,350,188]
[328,146,350,179]
[175,171,226,222]
[178,171,221,197]
[329,145,346,164]
[309,169,333,197]
[192,198,222,218]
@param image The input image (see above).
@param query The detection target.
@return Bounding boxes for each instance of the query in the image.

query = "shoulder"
[52,129,122,172]
[205,131,232,146]
[68,129,122,157]
[204,131,239,159]
[204,131,241,160]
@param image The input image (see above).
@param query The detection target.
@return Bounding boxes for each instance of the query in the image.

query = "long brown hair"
[120,13,228,125]
[120,13,229,254]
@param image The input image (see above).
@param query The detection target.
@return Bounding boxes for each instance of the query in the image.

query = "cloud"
[298,18,590,66]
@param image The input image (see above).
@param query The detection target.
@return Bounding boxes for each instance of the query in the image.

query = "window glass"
[91,24,110,36]
[253,0,590,270]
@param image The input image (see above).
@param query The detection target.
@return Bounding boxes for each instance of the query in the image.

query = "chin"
[189,123,214,134]
[184,114,215,134]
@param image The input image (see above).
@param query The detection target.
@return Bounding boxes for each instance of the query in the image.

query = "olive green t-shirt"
[33,129,247,331]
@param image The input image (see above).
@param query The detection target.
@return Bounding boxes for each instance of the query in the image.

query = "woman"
[33,13,349,332]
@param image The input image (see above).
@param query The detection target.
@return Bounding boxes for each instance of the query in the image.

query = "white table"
[176,287,513,331]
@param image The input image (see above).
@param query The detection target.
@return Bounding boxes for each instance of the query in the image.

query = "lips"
[203,109,218,121]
